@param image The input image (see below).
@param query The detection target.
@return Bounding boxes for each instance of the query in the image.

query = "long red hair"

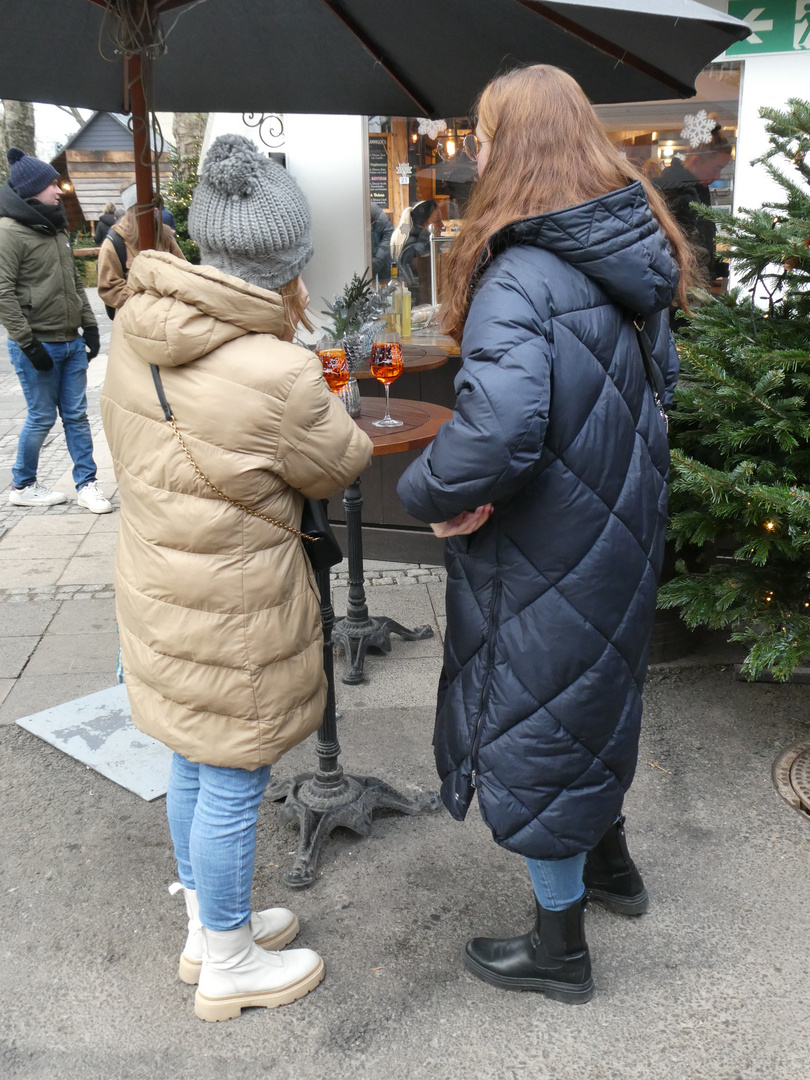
[442,65,698,341]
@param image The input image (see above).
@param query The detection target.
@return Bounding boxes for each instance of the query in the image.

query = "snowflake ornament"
[680,110,715,149]
[417,118,447,139]
[395,162,413,186]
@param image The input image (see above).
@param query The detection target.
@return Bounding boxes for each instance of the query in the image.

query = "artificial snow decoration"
[417,118,447,139]
[396,162,413,185]
[680,110,715,149]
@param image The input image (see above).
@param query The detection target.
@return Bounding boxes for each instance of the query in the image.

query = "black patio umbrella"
[0,0,749,249]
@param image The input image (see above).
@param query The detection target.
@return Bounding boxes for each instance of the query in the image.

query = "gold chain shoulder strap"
[150,364,316,542]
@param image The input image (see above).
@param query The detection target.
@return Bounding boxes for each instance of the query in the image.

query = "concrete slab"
[0,679,12,707]
[16,683,171,800]
[47,598,118,635]
[0,671,116,724]
[5,513,94,536]
[74,530,117,558]
[335,654,443,711]
[0,532,83,560]
[89,510,120,533]
[0,557,68,588]
[332,584,443,662]
[57,554,115,586]
[24,630,120,676]
[0,636,38,678]
[0,600,58,637]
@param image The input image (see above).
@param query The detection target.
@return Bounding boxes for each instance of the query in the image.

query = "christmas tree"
[659,99,810,680]
[163,144,200,263]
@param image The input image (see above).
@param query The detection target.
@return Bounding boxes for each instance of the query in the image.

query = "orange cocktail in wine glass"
[316,346,350,393]
[369,332,404,428]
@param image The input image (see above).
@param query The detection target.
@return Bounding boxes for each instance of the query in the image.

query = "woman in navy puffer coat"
[397,65,696,1004]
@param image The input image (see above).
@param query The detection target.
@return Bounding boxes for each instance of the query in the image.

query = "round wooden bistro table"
[333,396,453,684]
[268,395,451,888]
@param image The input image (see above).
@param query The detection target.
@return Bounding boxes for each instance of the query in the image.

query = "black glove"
[82,325,100,360]
[21,338,53,372]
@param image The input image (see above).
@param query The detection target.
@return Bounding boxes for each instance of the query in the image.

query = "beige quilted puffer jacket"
[100,251,372,769]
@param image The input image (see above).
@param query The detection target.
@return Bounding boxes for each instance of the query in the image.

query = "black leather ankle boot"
[583,815,649,915]
[463,896,593,1004]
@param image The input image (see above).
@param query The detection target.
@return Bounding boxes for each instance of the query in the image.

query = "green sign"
[727,1,810,55]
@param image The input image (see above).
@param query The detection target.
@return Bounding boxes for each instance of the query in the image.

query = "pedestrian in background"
[97,182,184,318]
[370,199,393,282]
[0,147,111,513]
[93,201,119,246]
[101,134,372,1022]
[398,65,696,1003]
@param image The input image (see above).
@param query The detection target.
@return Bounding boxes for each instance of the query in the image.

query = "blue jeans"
[166,752,271,931]
[525,853,586,911]
[8,337,97,491]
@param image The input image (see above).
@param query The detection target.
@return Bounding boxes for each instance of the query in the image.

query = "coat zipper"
[470,577,502,789]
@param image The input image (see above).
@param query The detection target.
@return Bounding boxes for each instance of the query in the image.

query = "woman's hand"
[430,504,494,538]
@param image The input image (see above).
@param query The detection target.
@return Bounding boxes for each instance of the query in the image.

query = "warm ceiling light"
[445,138,456,157]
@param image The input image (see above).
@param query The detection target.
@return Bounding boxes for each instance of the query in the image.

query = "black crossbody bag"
[149,364,343,573]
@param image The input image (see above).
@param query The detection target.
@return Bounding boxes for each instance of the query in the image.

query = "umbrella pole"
[126,52,156,251]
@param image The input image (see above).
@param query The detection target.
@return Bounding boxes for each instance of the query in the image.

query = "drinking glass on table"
[370,331,404,428]
[316,345,350,393]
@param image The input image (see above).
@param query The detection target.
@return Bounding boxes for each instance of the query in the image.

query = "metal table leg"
[267,559,440,888]
[332,476,433,684]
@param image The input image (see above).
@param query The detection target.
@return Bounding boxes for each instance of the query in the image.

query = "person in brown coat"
[97,182,185,315]
[100,135,372,1022]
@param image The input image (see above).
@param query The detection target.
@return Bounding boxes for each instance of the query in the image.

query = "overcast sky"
[34,104,92,160]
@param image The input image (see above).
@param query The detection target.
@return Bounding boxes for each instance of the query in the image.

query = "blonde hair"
[442,65,697,340]
[279,276,313,337]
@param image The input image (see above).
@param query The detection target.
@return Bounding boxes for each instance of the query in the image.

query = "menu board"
[369,135,390,211]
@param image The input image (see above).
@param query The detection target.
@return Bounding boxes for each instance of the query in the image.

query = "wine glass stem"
[383,382,392,422]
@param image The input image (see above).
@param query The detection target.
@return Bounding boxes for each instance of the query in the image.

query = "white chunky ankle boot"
[194,923,324,1022]
[169,882,299,985]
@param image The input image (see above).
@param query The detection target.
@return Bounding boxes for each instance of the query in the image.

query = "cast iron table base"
[268,559,440,888]
[333,476,433,684]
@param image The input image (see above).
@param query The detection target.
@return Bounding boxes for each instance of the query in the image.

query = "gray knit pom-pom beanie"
[188,134,313,292]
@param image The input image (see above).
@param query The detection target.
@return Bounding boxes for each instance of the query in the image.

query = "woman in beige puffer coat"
[101,136,372,1022]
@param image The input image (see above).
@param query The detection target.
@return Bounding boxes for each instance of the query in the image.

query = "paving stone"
[23,630,120,677]
[0,672,117,724]
[0,600,58,638]
[0,636,39,679]
[47,598,118,636]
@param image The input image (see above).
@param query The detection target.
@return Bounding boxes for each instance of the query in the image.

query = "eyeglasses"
[464,133,481,160]
[464,133,490,162]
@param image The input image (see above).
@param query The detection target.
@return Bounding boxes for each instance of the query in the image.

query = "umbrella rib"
[316,0,435,116]
[515,0,695,98]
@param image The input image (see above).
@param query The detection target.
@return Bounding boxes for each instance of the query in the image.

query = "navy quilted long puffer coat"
[397,181,679,861]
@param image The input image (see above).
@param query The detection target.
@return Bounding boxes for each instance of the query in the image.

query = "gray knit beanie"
[188,134,313,291]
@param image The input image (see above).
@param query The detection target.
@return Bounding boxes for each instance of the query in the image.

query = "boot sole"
[586,886,649,916]
[178,915,300,985]
[462,952,594,1004]
[194,956,325,1021]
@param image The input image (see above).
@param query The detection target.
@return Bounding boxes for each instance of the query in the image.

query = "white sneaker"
[195,923,324,1022]
[8,483,67,507]
[169,882,299,985]
[77,481,112,514]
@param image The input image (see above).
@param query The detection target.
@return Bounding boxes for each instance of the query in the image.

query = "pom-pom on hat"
[188,134,313,292]
[6,147,59,201]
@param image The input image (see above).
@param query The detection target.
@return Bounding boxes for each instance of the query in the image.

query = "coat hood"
[120,249,288,369]
[0,179,59,234]
[478,181,679,315]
